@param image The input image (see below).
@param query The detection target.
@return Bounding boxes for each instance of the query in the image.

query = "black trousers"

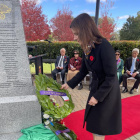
[123,73,140,89]
[52,68,67,81]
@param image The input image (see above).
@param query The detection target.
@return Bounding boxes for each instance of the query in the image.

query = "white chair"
[84,74,90,84]
[56,72,67,83]
[127,77,139,93]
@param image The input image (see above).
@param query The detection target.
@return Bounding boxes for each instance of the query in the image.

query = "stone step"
[0,95,41,134]
[0,132,22,140]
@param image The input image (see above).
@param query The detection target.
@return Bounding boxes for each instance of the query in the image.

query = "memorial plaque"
[0,0,41,139]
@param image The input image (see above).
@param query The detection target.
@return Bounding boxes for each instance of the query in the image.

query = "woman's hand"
[60,83,69,90]
[88,96,98,106]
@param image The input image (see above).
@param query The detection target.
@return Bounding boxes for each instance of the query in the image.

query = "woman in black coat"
[61,13,122,140]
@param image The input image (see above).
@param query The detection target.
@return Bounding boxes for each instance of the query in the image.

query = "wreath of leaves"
[35,73,75,119]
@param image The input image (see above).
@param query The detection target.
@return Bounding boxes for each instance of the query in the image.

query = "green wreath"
[35,74,77,140]
[35,73,74,119]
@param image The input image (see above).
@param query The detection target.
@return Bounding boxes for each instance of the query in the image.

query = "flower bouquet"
[35,74,78,140]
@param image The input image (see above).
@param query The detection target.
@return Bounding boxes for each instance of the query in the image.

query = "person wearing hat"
[67,50,83,90]
[122,48,140,94]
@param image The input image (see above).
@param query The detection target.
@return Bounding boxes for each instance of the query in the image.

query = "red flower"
[137,59,139,61]
[59,119,64,124]
[90,56,94,61]
[76,137,80,140]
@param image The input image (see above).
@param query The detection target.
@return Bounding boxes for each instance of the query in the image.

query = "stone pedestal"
[0,0,41,139]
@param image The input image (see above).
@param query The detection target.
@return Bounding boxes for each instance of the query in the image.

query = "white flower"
[50,117,53,122]
[43,114,50,119]
[44,120,50,125]
[45,125,50,130]
[50,98,56,103]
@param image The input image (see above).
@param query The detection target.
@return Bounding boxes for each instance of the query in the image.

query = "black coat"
[124,57,140,73]
[67,38,122,135]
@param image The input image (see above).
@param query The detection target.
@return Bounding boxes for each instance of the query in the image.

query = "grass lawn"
[30,63,55,74]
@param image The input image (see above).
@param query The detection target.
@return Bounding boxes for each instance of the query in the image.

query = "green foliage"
[35,74,74,119]
[48,122,77,140]
[27,40,140,62]
[120,12,140,40]
[27,41,82,59]
[35,74,77,140]
[110,40,140,62]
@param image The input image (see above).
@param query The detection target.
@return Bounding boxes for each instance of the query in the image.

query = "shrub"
[27,40,140,61]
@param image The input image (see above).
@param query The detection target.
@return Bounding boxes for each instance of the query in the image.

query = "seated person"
[122,48,140,94]
[52,48,69,84]
[115,50,124,84]
[67,50,83,90]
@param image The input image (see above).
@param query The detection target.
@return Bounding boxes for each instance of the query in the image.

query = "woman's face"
[74,53,79,59]
[71,28,81,45]
[115,52,120,60]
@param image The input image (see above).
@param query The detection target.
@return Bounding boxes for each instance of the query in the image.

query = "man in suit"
[122,48,140,94]
[52,48,69,84]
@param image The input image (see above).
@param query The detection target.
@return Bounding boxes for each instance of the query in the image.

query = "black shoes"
[122,88,128,93]
[78,84,83,90]
[130,89,134,94]
[122,88,134,94]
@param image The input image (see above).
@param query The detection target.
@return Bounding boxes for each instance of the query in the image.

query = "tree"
[21,0,51,41]
[98,0,116,40]
[120,12,140,40]
[50,7,74,41]
[98,16,116,40]
[110,31,120,41]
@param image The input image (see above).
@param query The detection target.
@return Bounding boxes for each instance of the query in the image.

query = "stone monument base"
[0,95,41,140]
[0,132,22,140]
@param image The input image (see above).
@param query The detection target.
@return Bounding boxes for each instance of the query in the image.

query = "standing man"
[122,48,140,94]
[52,48,69,84]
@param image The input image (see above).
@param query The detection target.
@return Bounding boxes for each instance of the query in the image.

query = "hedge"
[27,40,140,62]
[27,41,83,59]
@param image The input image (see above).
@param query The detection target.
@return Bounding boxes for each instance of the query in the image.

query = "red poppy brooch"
[137,59,139,61]
[90,56,94,61]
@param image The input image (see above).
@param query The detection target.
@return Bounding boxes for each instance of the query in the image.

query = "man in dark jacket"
[122,48,140,94]
[52,48,69,84]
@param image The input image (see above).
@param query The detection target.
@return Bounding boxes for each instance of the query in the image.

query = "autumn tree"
[98,0,116,40]
[21,0,51,41]
[50,7,74,41]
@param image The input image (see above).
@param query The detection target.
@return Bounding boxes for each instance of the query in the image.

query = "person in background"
[28,55,33,58]
[67,50,83,90]
[52,48,69,84]
[122,48,140,94]
[115,50,124,84]
[61,13,122,140]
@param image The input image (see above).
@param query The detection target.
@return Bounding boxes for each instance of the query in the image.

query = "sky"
[37,0,140,31]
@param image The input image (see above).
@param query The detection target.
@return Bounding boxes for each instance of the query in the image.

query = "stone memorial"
[0,0,41,139]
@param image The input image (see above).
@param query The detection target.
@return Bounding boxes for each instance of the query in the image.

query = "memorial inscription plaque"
[0,0,41,139]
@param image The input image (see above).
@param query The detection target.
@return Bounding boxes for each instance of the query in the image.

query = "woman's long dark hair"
[70,13,104,51]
